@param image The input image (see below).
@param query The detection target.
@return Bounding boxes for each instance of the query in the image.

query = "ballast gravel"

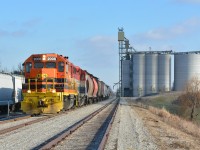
[105,98,158,150]
[0,116,43,131]
[0,98,114,150]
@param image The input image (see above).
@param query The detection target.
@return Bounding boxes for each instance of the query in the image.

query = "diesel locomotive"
[21,53,111,114]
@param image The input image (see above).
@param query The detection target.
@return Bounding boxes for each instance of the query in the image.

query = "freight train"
[0,72,24,113]
[21,53,111,114]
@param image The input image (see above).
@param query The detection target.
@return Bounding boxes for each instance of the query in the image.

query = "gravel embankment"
[0,116,44,131]
[0,98,114,150]
[105,98,158,150]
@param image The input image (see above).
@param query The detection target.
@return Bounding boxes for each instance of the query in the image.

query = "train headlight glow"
[52,89,56,93]
[42,55,46,61]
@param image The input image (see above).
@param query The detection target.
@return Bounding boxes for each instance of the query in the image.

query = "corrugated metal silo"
[158,54,171,92]
[145,54,158,95]
[132,54,145,97]
[122,59,131,96]
[174,53,200,91]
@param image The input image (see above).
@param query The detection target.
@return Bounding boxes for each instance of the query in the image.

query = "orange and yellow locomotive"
[21,53,111,114]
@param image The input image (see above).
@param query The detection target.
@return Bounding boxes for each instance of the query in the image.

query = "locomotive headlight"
[27,90,31,93]
[52,89,56,93]
[42,55,46,61]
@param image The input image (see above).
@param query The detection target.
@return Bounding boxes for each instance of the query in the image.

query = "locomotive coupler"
[38,99,48,107]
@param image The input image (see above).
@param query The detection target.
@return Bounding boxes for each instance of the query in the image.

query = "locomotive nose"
[37,73,48,79]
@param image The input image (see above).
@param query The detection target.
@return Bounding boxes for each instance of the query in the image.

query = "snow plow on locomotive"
[21,53,111,114]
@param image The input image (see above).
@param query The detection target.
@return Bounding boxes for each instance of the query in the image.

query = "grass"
[148,106,200,138]
[138,93,200,124]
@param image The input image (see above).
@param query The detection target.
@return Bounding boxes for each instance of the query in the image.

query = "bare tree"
[178,76,200,120]
[17,63,23,73]
[12,63,24,75]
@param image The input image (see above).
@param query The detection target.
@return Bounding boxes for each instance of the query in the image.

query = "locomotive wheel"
[63,95,74,110]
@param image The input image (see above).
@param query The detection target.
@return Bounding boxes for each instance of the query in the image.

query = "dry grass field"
[126,98,200,149]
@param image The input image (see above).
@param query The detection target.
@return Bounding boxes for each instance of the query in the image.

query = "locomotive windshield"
[26,62,32,73]
[58,62,64,72]
[46,62,56,68]
[34,62,44,68]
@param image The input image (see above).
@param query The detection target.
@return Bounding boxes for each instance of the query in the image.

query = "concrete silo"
[122,59,131,96]
[132,53,145,97]
[145,53,158,95]
[158,54,171,92]
[174,53,200,91]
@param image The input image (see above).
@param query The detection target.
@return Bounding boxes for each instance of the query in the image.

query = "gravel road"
[105,97,158,150]
[0,98,114,150]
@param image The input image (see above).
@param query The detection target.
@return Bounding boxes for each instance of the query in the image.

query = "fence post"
[7,100,10,117]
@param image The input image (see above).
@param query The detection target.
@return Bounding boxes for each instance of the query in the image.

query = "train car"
[21,53,111,114]
[97,80,102,101]
[92,76,98,103]
[79,70,95,104]
[0,72,24,113]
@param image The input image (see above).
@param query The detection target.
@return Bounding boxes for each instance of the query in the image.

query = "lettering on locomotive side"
[47,57,57,61]
[33,57,42,61]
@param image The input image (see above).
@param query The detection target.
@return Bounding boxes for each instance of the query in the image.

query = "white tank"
[174,53,200,91]
[158,54,171,92]
[122,60,131,96]
[132,54,145,97]
[145,54,158,95]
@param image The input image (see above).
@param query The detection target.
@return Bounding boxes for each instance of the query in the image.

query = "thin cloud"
[74,35,118,83]
[76,35,116,57]
[137,17,200,40]
[76,36,118,71]
[0,30,9,37]
[174,0,200,3]
[0,29,27,38]
[23,19,42,28]
[0,19,41,38]
[11,30,27,37]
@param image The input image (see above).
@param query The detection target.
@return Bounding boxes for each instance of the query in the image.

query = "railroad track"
[0,115,54,135]
[0,98,116,149]
[0,107,80,135]
[0,99,115,136]
[0,114,31,124]
[36,98,119,150]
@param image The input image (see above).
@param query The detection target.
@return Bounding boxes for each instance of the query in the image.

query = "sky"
[0,0,200,90]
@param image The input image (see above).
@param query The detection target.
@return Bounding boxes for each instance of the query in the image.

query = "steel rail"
[39,98,118,150]
[0,115,54,135]
[98,98,119,150]
[0,115,31,124]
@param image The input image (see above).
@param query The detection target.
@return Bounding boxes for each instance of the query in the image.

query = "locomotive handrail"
[28,78,56,93]
[45,77,55,92]
[28,78,38,92]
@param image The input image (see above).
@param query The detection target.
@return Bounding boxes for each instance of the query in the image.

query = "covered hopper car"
[21,53,111,114]
[0,72,24,113]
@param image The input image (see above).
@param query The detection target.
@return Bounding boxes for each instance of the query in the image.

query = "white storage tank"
[158,54,171,92]
[132,54,145,97]
[145,54,158,95]
[174,53,200,91]
[122,59,131,96]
